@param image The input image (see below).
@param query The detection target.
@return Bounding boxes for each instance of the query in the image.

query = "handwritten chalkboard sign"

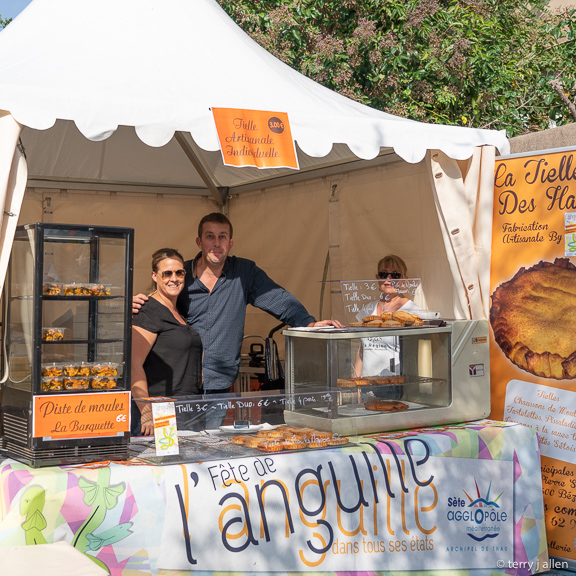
[135,390,337,436]
[339,278,422,324]
[173,390,334,420]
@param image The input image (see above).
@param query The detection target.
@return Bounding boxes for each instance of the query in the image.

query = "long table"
[0,420,548,575]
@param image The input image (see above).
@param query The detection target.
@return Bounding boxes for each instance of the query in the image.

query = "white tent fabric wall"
[15,150,492,342]
[17,188,217,295]
[0,112,27,297]
[428,146,496,320]
[323,155,471,321]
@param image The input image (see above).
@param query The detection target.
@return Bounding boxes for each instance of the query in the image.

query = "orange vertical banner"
[212,108,299,170]
[490,149,576,566]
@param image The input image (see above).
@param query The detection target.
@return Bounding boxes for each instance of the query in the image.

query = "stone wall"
[508,123,576,155]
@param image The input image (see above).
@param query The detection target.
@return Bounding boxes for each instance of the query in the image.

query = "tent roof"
[0,0,509,199]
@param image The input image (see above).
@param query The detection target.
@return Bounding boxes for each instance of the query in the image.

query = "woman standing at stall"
[131,248,203,436]
[354,255,437,396]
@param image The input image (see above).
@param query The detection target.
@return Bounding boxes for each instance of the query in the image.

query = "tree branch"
[550,79,576,121]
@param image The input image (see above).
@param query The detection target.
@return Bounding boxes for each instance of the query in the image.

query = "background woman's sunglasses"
[159,269,186,279]
[378,271,402,279]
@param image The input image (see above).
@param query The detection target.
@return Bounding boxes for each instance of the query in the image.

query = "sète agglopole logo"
[446,478,508,542]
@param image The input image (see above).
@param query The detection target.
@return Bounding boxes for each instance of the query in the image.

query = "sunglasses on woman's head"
[378,271,402,279]
[158,269,186,279]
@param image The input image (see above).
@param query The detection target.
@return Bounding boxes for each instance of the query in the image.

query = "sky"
[1,0,33,20]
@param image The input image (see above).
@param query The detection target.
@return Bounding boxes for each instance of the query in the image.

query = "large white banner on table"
[158,448,513,571]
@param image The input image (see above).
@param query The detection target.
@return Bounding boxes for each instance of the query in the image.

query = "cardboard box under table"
[0,420,547,575]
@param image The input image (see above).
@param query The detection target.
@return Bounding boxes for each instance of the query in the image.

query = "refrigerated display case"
[283,320,490,435]
[1,223,134,467]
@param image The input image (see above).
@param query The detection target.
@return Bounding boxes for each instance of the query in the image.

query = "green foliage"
[216,0,576,137]
[0,15,12,29]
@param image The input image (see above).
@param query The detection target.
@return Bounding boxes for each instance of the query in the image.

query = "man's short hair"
[198,212,233,238]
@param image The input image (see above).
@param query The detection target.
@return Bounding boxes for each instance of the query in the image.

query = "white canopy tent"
[0,0,509,324]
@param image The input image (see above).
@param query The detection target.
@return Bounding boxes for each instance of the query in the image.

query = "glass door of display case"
[283,320,491,436]
[1,223,134,467]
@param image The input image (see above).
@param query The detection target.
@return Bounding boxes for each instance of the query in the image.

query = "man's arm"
[248,262,343,328]
[132,293,149,315]
[308,319,345,328]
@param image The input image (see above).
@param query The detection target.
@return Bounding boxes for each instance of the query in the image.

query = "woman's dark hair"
[148,248,184,293]
[151,248,184,272]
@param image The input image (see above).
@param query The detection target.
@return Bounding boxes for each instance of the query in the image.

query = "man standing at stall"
[133,212,342,406]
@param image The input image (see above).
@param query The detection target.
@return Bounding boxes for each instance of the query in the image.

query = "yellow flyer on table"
[152,401,179,456]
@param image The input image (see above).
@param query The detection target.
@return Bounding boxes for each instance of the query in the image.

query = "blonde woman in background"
[355,255,437,397]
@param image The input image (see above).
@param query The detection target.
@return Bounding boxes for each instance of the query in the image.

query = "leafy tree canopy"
[216,0,576,137]
[0,15,11,29]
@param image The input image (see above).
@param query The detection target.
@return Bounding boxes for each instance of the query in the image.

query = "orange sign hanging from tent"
[212,108,299,170]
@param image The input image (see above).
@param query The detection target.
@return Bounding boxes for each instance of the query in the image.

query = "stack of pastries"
[349,310,424,328]
[228,426,349,452]
[338,375,405,387]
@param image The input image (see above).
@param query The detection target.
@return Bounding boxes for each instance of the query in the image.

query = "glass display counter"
[283,319,491,435]
[1,223,134,467]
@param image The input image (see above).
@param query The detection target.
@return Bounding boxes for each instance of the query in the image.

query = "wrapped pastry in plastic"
[91,376,117,389]
[41,363,63,377]
[64,362,92,377]
[64,283,91,295]
[89,283,112,296]
[64,377,90,390]
[91,362,119,377]
[41,377,64,391]
[42,327,65,341]
[42,283,62,295]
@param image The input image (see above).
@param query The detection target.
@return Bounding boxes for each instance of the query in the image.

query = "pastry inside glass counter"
[57,283,114,296]
[42,327,65,341]
[42,282,62,295]
[91,362,119,377]
[89,283,112,296]
[63,283,91,296]
[349,311,430,328]
[41,362,63,377]
[63,362,92,377]
[64,376,90,390]
[41,376,64,392]
[91,376,118,389]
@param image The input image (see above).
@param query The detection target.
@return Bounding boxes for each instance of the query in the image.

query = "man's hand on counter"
[132,293,149,315]
[308,319,345,328]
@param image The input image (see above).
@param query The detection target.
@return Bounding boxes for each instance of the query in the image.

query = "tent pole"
[174,131,228,206]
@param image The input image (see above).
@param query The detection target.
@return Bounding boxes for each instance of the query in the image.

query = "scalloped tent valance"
[0,0,508,171]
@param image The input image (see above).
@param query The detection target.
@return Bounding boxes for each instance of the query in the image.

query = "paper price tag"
[152,402,179,456]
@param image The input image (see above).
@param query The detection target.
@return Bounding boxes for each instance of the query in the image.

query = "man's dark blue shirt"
[177,254,315,391]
